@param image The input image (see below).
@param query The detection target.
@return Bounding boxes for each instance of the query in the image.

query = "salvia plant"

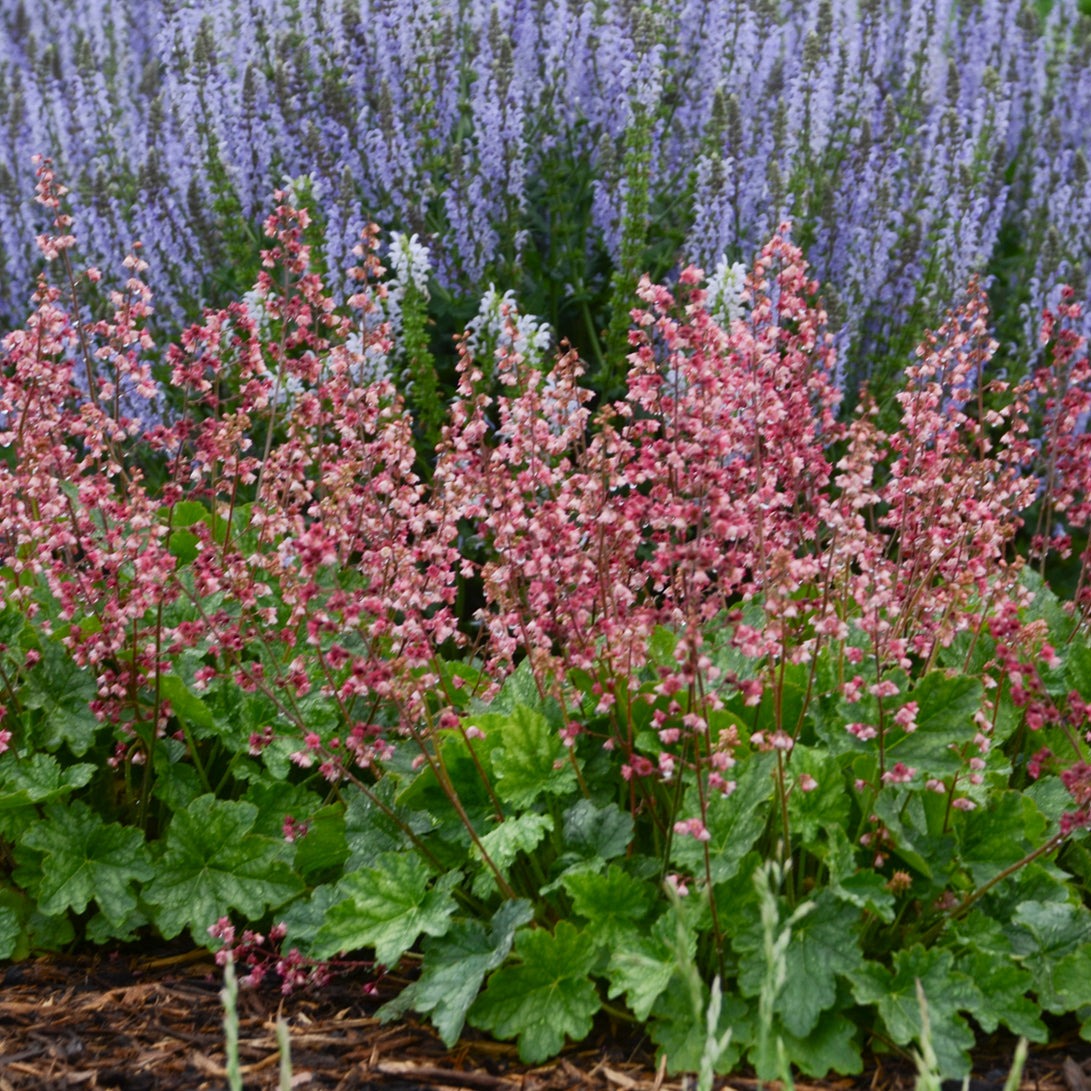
[0,0,1090,404]
[4,160,1091,1081]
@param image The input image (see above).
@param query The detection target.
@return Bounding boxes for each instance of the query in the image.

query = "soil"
[1,947,1088,1091]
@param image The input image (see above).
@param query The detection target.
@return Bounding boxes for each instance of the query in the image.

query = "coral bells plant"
[5,195,1091,1083]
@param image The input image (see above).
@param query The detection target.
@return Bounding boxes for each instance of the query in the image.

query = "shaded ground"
[0,948,1088,1091]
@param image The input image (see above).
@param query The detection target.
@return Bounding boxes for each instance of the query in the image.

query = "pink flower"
[893,702,919,732]
[881,762,916,785]
[673,818,711,842]
[846,722,878,741]
[665,874,690,897]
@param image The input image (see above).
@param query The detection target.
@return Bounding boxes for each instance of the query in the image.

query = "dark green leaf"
[143,795,302,944]
[871,790,958,883]
[562,863,654,948]
[379,900,534,1046]
[0,906,20,960]
[0,606,27,648]
[886,673,983,778]
[562,799,633,861]
[960,949,1047,1039]
[345,783,434,870]
[470,921,601,1064]
[734,890,865,1037]
[471,813,554,897]
[1008,901,1091,1012]
[776,1006,863,1078]
[396,728,497,837]
[957,790,1049,886]
[607,912,694,1022]
[490,705,577,808]
[312,853,460,965]
[823,827,897,922]
[17,802,153,924]
[22,640,101,755]
[671,753,775,883]
[787,747,849,846]
[851,946,977,1077]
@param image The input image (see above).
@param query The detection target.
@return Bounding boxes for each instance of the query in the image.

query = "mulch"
[1,947,1089,1091]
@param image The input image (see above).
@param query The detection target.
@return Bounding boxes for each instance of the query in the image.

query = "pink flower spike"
[881,762,916,785]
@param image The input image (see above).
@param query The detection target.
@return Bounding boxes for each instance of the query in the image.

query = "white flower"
[465,285,552,367]
[241,288,271,334]
[279,172,323,207]
[387,232,432,301]
[705,257,749,326]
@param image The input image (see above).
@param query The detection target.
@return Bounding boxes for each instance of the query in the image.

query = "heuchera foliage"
[4,178,1091,1078]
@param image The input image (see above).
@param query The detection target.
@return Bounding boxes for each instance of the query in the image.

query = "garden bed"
[1,949,1082,1091]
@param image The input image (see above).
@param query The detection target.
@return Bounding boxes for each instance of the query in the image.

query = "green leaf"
[1008,901,1091,1013]
[158,673,218,733]
[471,813,553,897]
[21,640,102,755]
[291,806,349,880]
[607,913,694,1022]
[1020,568,1073,646]
[886,673,983,778]
[562,863,654,948]
[734,890,865,1038]
[490,705,577,808]
[486,658,546,716]
[0,753,95,812]
[1050,949,1091,1015]
[470,921,601,1064]
[647,973,748,1076]
[823,827,896,922]
[17,802,153,925]
[143,795,302,944]
[379,900,534,1046]
[871,789,957,882]
[1065,635,1091,697]
[396,728,497,838]
[86,905,148,944]
[162,500,208,563]
[279,883,344,952]
[960,949,1047,1040]
[150,755,204,811]
[648,626,679,666]
[165,499,209,528]
[851,946,977,1077]
[671,753,775,883]
[787,747,849,847]
[312,853,460,966]
[0,906,21,960]
[776,1006,863,1078]
[562,799,633,861]
[25,906,75,951]
[344,784,427,869]
[957,790,1049,886]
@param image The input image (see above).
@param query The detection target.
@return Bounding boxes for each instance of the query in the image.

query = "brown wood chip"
[0,950,1087,1090]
